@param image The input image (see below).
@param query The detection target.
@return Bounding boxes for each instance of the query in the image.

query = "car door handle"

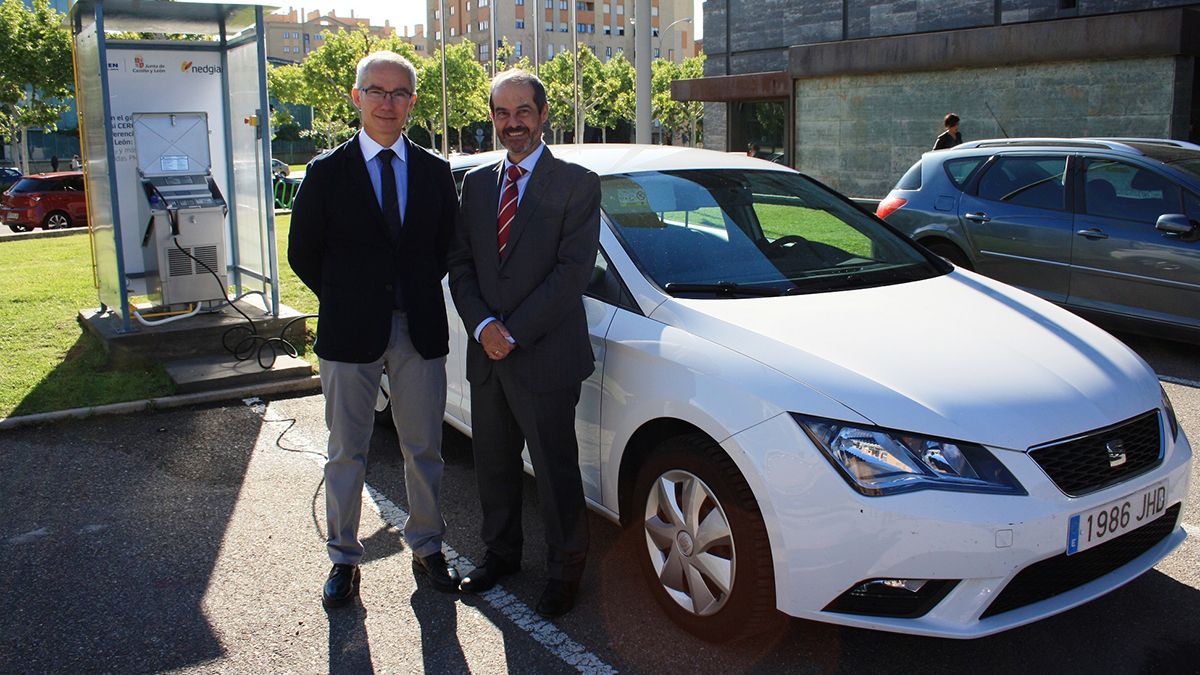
[1075,228,1109,240]
[963,212,991,223]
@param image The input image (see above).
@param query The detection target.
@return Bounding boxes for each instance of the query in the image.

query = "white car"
[376,145,1192,640]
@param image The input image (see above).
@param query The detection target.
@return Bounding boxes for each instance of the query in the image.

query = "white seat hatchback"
[375,144,1191,640]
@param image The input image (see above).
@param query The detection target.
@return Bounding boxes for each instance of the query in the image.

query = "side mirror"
[1155,213,1197,238]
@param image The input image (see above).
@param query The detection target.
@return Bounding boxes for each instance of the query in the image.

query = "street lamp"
[656,16,692,62]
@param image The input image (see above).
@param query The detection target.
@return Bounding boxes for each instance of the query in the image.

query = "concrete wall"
[794,56,1182,197]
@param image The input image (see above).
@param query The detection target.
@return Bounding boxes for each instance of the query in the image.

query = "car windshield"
[8,177,54,194]
[602,169,943,297]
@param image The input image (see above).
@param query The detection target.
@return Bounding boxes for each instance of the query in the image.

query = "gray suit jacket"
[448,146,601,392]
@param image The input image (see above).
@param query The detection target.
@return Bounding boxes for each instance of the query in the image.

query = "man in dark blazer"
[933,112,963,150]
[288,51,460,607]
[448,69,601,618]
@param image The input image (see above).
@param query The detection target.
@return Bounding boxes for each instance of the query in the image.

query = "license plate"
[1067,480,1169,555]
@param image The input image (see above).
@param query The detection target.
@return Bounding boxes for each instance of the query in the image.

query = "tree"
[266,28,422,148]
[0,0,73,173]
[410,40,490,151]
[651,58,683,144]
[540,46,612,143]
[588,53,635,143]
[676,54,706,146]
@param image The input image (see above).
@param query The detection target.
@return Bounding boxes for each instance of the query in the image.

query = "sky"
[277,0,703,40]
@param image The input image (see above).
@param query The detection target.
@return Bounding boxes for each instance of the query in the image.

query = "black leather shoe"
[459,553,520,594]
[412,551,461,593]
[322,563,360,609]
[535,578,580,618]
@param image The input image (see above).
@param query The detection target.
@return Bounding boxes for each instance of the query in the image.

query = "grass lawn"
[0,214,316,418]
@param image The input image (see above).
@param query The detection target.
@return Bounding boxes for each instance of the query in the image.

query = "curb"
[0,375,322,431]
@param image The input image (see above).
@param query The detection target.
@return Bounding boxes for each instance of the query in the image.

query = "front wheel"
[633,433,781,641]
[42,211,71,230]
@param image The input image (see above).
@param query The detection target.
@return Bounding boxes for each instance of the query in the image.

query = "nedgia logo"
[183,62,223,75]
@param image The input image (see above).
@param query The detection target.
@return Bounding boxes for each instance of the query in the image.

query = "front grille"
[980,503,1179,619]
[1029,411,1161,496]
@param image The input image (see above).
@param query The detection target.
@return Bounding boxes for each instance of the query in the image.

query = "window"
[480,45,491,61]
[559,0,567,8]
[434,9,441,19]
[466,1,472,9]
[585,250,635,310]
[606,46,612,58]
[516,19,525,28]
[651,5,658,16]
[603,3,610,13]
[479,20,489,30]
[546,23,554,31]
[617,4,623,14]
[515,0,523,4]
[977,156,1068,211]
[653,48,660,58]
[1083,159,1182,223]
[450,6,455,14]
[1184,191,1200,222]
[547,44,555,59]
[604,26,611,34]
[435,30,442,39]
[560,25,568,32]
[515,40,523,57]
[480,0,490,5]
[546,0,552,7]
[652,27,659,37]
[450,27,457,36]
[617,27,624,35]
[943,157,985,187]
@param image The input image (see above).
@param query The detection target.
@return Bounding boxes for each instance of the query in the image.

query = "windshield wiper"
[663,281,786,297]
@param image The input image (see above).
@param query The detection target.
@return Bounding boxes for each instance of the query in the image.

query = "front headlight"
[793,414,1026,496]
[1161,384,1180,441]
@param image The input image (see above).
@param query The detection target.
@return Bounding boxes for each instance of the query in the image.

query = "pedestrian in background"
[288,50,461,608]
[50,155,59,171]
[70,154,82,170]
[933,113,963,150]
[449,68,601,618]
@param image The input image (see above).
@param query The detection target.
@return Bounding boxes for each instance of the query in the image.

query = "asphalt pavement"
[2,333,1199,673]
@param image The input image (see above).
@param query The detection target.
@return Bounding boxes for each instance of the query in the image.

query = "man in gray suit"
[449,69,601,618]
[289,51,461,607]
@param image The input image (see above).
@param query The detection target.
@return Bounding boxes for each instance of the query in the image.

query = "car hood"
[649,270,1160,451]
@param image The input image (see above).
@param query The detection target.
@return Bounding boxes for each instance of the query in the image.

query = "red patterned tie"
[497,165,525,257]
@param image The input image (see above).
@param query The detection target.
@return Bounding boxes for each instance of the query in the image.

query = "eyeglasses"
[359,87,413,103]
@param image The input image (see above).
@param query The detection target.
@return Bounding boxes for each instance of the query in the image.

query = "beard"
[500,125,539,156]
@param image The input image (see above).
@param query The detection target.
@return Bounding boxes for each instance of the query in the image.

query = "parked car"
[375,145,1190,640]
[270,158,290,179]
[1,171,88,232]
[0,166,21,193]
[877,138,1200,341]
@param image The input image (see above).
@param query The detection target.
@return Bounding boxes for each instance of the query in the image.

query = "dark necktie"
[497,165,526,257]
[376,148,402,245]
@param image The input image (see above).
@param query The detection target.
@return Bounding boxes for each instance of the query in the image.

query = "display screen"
[160,155,189,172]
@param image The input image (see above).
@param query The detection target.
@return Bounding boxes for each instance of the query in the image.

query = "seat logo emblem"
[1106,439,1127,468]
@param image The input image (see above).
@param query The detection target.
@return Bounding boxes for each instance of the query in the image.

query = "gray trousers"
[320,311,448,564]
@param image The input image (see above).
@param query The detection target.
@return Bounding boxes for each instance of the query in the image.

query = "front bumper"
[727,411,1193,638]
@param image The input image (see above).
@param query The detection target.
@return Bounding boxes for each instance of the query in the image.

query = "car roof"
[22,171,83,179]
[449,144,794,176]
[947,137,1200,156]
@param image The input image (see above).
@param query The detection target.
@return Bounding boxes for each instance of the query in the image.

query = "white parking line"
[1159,375,1200,388]
[245,398,617,675]
[364,486,617,675]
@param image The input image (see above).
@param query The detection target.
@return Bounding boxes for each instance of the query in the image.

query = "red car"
[1,171,88,232]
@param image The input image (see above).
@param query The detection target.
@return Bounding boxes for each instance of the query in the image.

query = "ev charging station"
[69,0,280,333]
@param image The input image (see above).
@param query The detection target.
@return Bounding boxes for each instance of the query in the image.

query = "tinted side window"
[585,248,635,311]
[895,161,921,190]
[944,157,985,187]
[1184,191,1200,222]
[1083,159,1182,223]
[976,156,1067,211]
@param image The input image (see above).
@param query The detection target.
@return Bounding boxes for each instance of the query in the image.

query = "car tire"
[925,240,972,270]
[633,433,782,642]
[374,374,394,427]
[42,211,71,230]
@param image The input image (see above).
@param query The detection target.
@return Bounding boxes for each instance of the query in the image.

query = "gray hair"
[489,69,547,113]
[355,51,417,92]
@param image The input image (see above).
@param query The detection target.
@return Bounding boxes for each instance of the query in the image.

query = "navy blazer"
[288,132,457,363]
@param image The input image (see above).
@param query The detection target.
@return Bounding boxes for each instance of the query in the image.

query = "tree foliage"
[413,40,489,150]
[0,0,73,171]
[267,28,421,147]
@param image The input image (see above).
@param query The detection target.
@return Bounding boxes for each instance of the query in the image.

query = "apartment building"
[428,0,697,69]
[264,8,428,63]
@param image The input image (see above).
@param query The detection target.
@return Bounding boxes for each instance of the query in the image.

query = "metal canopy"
[69,0,277,36]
